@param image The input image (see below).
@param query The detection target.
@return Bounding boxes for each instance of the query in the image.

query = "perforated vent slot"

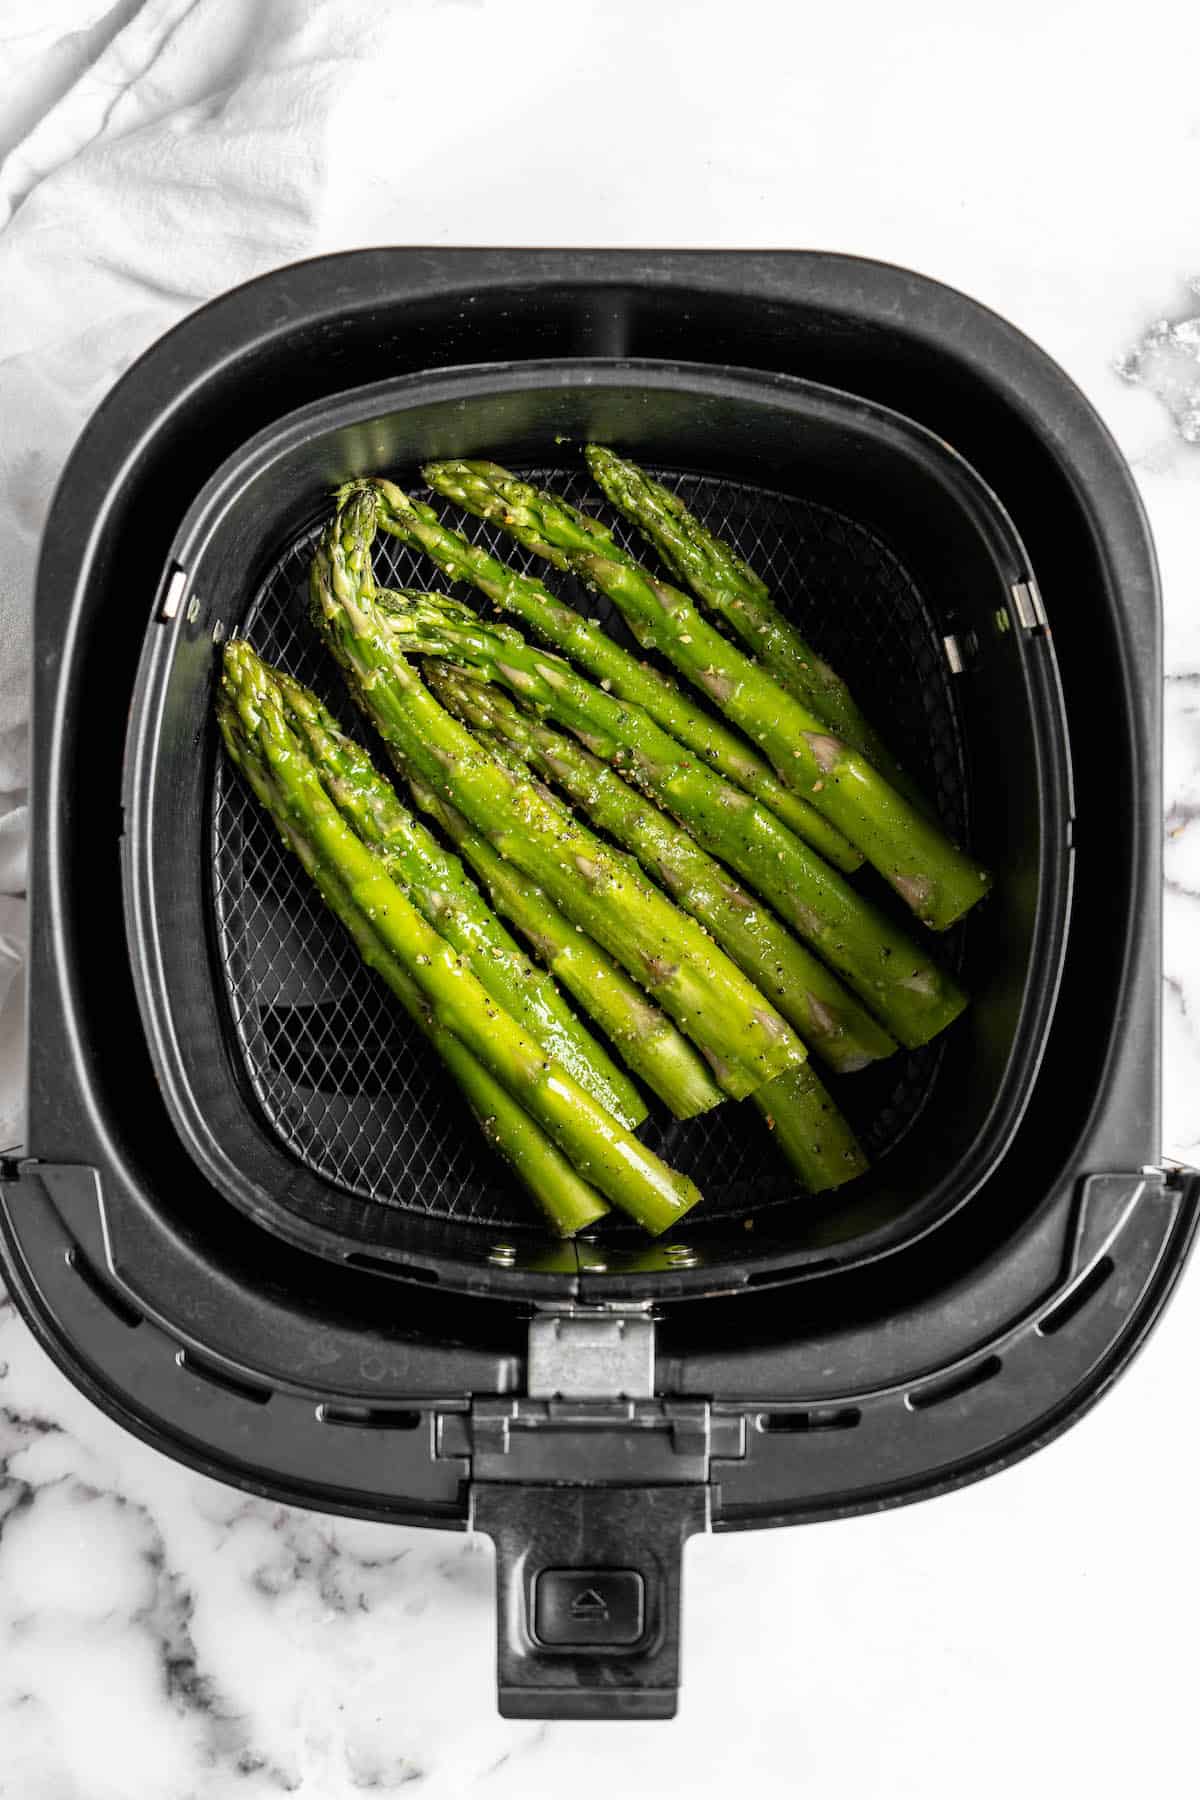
[317,1405,423,1430]
[907,1354,1003,1413]
[758,1407,863,1434]
[1037,1257,1115,1337]
[176,1349,271,1406]
[66,1248,143,1330]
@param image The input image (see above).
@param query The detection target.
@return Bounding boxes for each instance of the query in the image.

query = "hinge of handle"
[436,1305,744,1484]
[527,1301,655,1398]
[1011,578,1048,630]
[159,564,189,621]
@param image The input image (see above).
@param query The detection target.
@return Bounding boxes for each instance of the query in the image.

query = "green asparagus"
[375,587,966,1050]
[237,677,865,1200]
[310,492,807,1104]
[407,736,865,1193]
[757,1061,868,1193]
[427,665,897,1075]
[219,639,703,1235]
[273,668,645,1131]
[347,476,862,873]
[403,773,724,1119]
[424,459,991,931]
[584,445,920,804]
[218,660,608,1235]
[412,694,868,1190]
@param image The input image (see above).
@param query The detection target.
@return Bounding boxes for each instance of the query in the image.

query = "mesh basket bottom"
[211,470,966,1233]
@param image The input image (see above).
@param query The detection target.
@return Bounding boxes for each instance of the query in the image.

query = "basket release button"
[533,1568,645,1647]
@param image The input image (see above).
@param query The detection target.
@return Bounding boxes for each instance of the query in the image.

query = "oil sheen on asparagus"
[401,771,723,1120]
[349,475,862,872]
[423,459,991,929]
[374,585,965,1050]
[218,651,609,1235]
[584,445,921,804]
[214,427,994,1227]
[415,679,867,1190]
[424,663,896,1076]
[309,489,809,1105]
[271,666,645,1130]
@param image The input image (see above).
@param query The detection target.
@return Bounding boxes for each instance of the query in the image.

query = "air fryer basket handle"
[472,1482,708,1720]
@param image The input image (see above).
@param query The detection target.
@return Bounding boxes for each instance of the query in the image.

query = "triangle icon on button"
[570,1587,610,1621]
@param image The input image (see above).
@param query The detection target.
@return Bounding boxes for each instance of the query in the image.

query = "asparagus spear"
[221,640,704,1234]
[348,476,862,873]
[423,460,992,931]
[427,665,896,1075]
[310,493,807,1104]
[413,695,868,1192]
[402,772,723,1119]
[375,588,965,1050]
[218,666,608,1236]
[272,668,646,1131]
[758,1061,868,1193]
[232,666,864,1207]
[584,446,921,803]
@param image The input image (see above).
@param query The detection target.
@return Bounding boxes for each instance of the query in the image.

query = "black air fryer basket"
[4,252,1197,1721]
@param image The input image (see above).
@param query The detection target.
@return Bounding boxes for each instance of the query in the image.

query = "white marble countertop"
[3,4,1200,1797]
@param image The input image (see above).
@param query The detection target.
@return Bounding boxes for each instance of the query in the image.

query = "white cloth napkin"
[0,0,402,1149]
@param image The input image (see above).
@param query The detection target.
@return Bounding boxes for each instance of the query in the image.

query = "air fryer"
[3,251,1195,1722]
